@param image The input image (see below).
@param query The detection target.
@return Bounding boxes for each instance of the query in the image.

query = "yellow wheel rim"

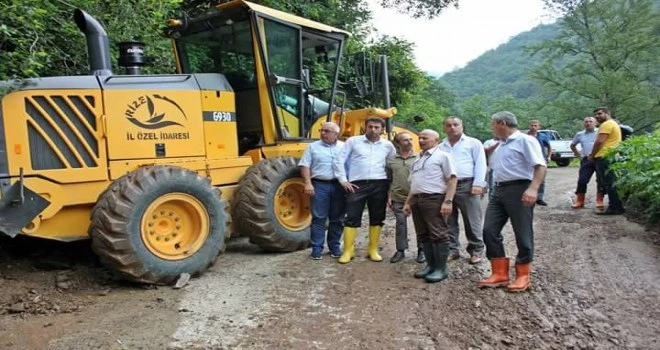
[274,178,311,231]
[141,193,210,260]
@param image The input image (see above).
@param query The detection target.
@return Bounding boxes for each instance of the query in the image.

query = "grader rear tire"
[89,166,227,284]
[232,156,311,252]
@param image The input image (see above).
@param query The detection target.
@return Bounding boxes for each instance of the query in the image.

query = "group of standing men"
[299,111,547,292]
[299,107,623,291]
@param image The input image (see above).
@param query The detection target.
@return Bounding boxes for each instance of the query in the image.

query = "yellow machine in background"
[0,0,418,284]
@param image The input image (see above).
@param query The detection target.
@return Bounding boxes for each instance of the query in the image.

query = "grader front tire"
[232,156,311,252]
[89,166,227,284]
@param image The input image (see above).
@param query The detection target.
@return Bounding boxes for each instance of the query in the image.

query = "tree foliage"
[528,0,660,131]
[0,0,182,81]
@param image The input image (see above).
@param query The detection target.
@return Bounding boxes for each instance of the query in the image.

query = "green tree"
[395,93,449,132]
[529,0,660,131]
[0,0,182,81]
[368,36,427,108]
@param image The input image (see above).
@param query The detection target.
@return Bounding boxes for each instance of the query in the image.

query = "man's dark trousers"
[483,180,534,263]
[310,179,346,254]
[576,157,604,194]
[344,180,389,227]
[409,193,449,243]
[594,158,623,210]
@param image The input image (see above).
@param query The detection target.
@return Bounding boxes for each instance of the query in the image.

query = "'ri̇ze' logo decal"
[124,95,187,129]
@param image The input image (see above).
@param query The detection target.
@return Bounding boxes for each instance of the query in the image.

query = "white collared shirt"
[490,130,546,182]
[409,146,457,194]
[334,135,396,182]
[439,134,488,187]
[298,140,345,180]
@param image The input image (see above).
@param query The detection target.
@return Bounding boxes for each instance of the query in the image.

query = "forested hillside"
[434,0,659,141]
[440,22,559,101]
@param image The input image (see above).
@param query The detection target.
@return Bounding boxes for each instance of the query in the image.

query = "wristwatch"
[443,199,453,204]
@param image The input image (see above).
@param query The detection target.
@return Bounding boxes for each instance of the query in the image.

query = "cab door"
[253,14,305,140]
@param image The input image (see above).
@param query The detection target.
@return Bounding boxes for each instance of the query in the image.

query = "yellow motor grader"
[0,0,417,283]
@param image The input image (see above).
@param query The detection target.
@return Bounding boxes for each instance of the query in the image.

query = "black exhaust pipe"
[73,9,112,76]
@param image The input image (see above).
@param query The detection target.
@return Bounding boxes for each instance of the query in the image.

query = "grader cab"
[0,0,404,284]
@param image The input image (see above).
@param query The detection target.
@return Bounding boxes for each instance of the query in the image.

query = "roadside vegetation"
[610,130,660,226]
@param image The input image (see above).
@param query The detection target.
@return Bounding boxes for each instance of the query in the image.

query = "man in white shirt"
[403,129,457,283]
[299,122,345,260]
[440,117,487,264]
[333,117,396,264]
[478,111,546,293]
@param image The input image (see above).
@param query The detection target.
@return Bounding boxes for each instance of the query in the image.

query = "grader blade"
[0,181,50,237]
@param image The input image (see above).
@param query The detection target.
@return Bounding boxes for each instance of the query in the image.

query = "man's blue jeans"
[310,179,346,255]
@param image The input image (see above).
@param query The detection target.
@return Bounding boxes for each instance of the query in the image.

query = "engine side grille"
[24,95,99,170]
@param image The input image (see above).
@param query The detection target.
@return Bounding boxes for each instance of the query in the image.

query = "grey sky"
[368,0,557,75]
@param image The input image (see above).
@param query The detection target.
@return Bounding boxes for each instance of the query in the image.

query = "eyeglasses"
[411,148,436,173]
[319,129,336,134]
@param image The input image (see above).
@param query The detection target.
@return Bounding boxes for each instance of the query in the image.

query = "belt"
[495,179,531,187]
[312,178,338,183]
[412,193,444,198]
[457,177,474,184]
[352,179,387,183]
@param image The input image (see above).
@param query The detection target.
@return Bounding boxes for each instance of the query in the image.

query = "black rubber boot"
[424,241,449,283]
[414,242,434,278]
[416,247,426,263]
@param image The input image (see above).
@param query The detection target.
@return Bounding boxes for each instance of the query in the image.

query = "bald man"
[403,129,457,283]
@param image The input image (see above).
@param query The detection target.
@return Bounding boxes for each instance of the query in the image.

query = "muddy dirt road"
[1,167,659,350]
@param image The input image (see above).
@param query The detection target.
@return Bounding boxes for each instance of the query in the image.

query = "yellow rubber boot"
[338,227,357,264]
[367,226,383,262]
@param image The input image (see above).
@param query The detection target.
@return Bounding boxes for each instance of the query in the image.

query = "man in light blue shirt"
[478,111,546,293]
[299,122,345,260]
[440,117,487,264]
[569,116,604,209]
[333,117,396,264]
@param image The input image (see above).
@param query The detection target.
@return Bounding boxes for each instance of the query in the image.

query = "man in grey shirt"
[570,116,604,209]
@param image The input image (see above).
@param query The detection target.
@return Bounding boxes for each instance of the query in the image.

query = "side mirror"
[302,68,311,89]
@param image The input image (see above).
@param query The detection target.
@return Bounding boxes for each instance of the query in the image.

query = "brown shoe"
[571,193,585,209]
[507,263,531,292]
[477,258,510,288]
[447,253,461,262]
[596,193,605,209]
[469,255,483,264]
